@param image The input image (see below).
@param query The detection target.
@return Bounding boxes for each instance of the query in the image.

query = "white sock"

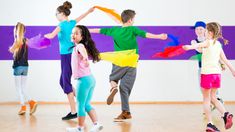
[21,76,31,101]
[15,76,25,105]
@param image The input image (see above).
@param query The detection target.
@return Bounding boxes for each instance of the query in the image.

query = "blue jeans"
[14,66,28,76]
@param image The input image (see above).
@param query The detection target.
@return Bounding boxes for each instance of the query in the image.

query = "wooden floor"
[0,104,235,132]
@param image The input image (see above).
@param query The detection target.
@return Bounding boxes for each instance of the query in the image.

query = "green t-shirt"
[100,26,146,54]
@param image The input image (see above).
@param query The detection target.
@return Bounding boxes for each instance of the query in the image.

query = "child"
[183,22,235,131]
[66,25,103,132]
[44,1,94,120]
[89,9,167,121]
[191,21,225,111]
[9,22,37,115]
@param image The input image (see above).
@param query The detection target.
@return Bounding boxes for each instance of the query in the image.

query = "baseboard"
[1,101,235,105]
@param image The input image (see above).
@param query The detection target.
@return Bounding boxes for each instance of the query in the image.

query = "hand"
[88,7,95,13]
[182,45,191,51]
[44,34,50,39]
[221,64,226,71]
[83,59,89,67]
[232,70,235,77]
[191,40,197,45]
[159,33,168,40]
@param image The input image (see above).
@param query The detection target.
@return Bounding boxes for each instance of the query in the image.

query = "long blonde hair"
[206,22,229,45]
[9,22,26,58]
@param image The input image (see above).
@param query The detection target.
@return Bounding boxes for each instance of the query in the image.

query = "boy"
[90,9,167,121]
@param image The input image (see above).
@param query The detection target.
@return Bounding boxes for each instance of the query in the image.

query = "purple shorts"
[60,54,73,94]
[200,74,221,89]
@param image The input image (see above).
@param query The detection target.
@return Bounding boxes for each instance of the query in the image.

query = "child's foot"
[206,123,220,132]
[114,111,132,121]
[29,100,38,115]
[90,123,103,132]
[62,112,77,120]
[223,112,233,129]
[18,105,26,115]
[106,86,118,105]
[66,127,84,132]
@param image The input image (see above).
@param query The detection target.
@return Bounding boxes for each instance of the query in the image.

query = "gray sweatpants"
[109,64,137,112]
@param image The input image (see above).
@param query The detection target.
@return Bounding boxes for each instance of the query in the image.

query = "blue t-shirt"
[58,20,76,54]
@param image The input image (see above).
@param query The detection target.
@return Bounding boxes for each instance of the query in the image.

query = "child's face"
[56,11,65,22]
[71,27,82,44]
[205,29,213,39]
[195,26,206,38]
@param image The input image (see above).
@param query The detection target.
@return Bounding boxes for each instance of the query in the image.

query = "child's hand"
[182,45,191,51]
[88,7,95,13]
[232,70,235,77]
[221,64,226,71]
[159,33,168,40]
[83,59,89,67]
[44,34,50,39]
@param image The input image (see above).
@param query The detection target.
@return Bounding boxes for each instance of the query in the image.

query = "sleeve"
[100,27,115,36]
[58,22,63,32]
[133,27,146,38]
[71,20,77,26]
[76,44,88,59]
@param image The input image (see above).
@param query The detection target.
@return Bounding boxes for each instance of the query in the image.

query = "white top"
[201,40,222,74]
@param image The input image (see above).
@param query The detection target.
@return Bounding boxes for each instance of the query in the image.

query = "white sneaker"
[90,123,103,132]
[66,127,84,132]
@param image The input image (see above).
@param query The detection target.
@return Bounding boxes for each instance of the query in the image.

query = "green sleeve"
[133,27,146,38]
[100,28,115,36]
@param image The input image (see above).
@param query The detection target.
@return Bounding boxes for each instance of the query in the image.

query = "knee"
[85,104,93,112]
[78,105,86,116]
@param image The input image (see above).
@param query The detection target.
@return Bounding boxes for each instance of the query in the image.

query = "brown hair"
[57,1,72,16]
[121,9,136,23]
[206,22,228,45]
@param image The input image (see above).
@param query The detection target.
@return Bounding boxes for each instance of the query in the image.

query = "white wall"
[1,0,235,102]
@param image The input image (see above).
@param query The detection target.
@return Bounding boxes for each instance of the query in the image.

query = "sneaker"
[206,123,220,132]
[29,100,38,115]
[90,123,103,132]
[107,86,118,105]
[66,127,84,132]
[62,112,77,120]
[223,112,233,129]
[114,111,132,121]
[18,105,26,115]
[106,86,118,105]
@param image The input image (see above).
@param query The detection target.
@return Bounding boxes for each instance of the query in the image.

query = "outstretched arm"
[183,40,209,51]
[89,28,101,33]
[44,26,60,39]
[146,33,168,40]
[75,7,95,23]
[220,49,235,76]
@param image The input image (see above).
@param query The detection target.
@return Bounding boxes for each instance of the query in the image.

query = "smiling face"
[195,26,206,38]
[71,27,82,44]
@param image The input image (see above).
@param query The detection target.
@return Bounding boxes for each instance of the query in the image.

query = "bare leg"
[78,116,86,127]
[202,88,212,123]
[67,92,76,114]
[88,109,98,123]
[211,88,226,116]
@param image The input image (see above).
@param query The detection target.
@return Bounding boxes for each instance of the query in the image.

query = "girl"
[9,22,37,115]
[66,25,102,132]
[183,22,235,132]
[44,1,94,120]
